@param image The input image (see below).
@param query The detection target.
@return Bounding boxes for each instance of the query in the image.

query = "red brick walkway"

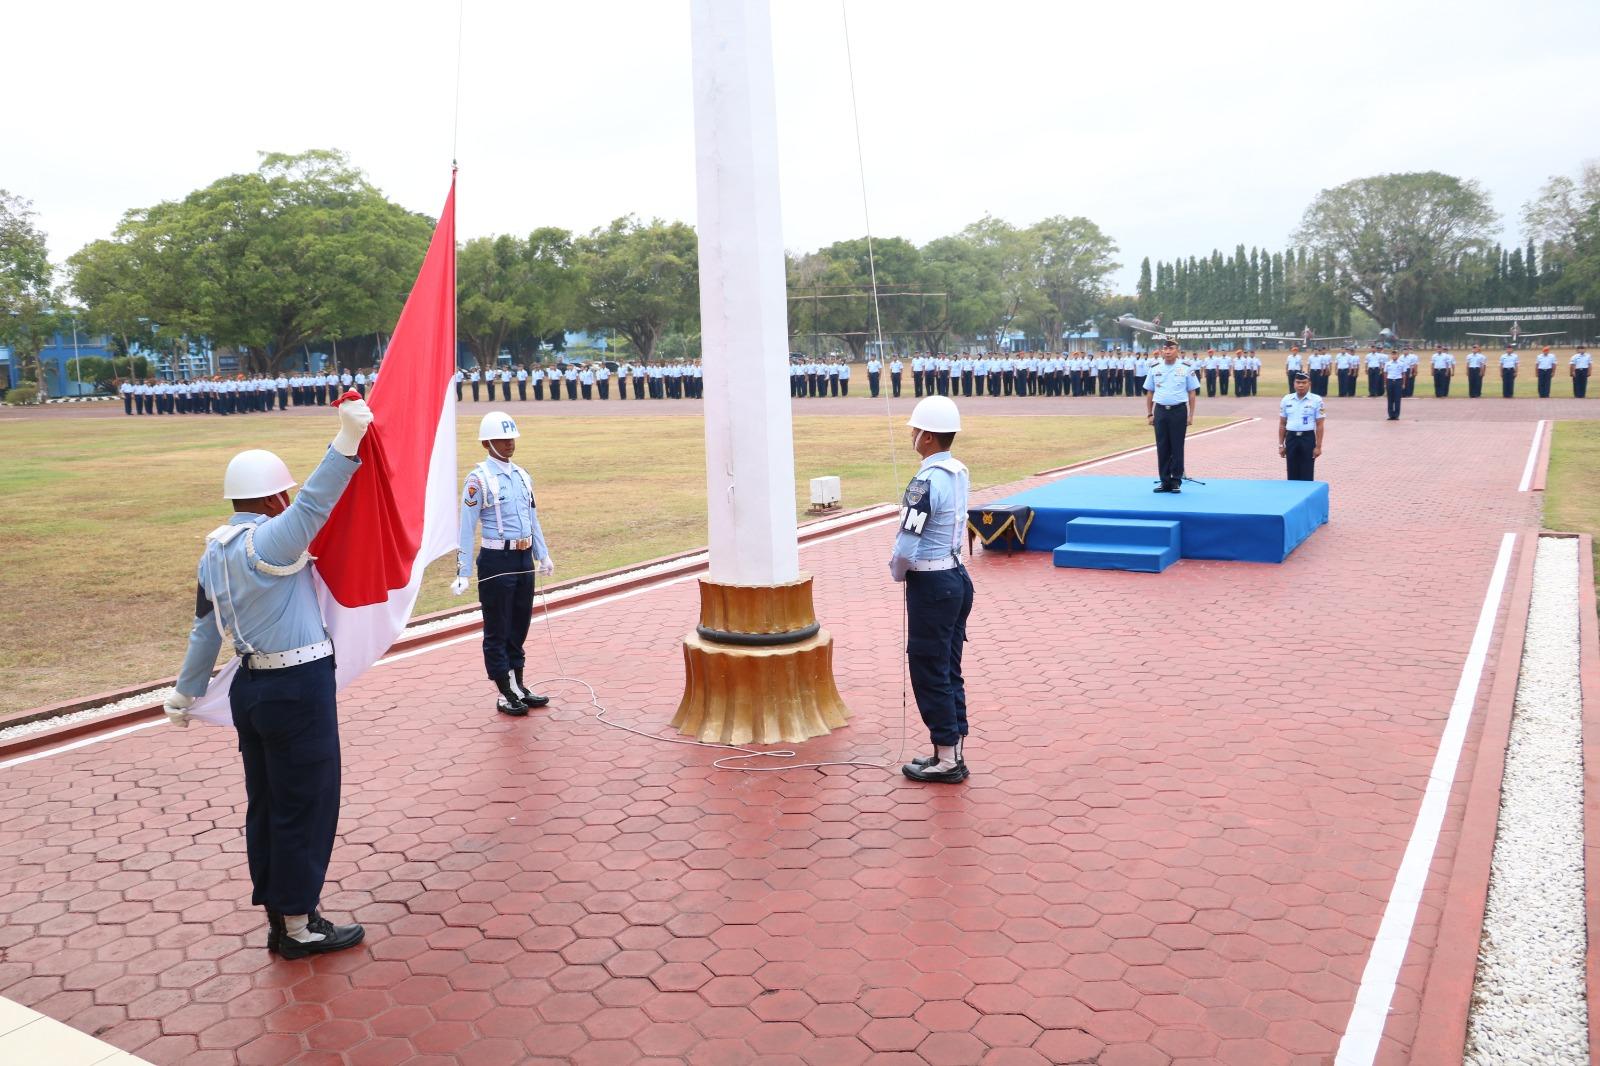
[0,415,1543,1064]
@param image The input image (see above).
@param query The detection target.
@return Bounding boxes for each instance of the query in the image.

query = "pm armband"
[899,478,932,537]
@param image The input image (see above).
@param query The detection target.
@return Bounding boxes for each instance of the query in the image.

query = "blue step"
[1064,517,1181,549]
[1053,541,1180,573]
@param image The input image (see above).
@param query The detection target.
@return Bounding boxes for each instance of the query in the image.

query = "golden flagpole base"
[671,575,849,745]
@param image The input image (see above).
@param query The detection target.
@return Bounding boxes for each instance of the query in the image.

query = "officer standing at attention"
[889,396,973,785]
[1279,373,1325,481]
[161,397,375,958]
[1430,345,1455,397]
[1536,346,1558,397]
[1384,348,1407,419]
[120,378,134,414]
[1466,346,1487,397]
[1143,343,1200,493]
[1500,345,1519,397]
[1572,345,1591,398]
[453,367,463,403]
[469,366,482,402]
[515,364,529,402]
[453,411,555,717]
[866,355,882,398]
[889,355,903,398]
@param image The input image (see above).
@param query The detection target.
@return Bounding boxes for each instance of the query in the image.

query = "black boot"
[267,910,365,959]
[495,676,528,717]
[513,668,549,708]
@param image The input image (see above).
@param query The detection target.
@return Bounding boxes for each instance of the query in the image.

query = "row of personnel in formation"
[118,372,376,415]
[454,363,702,402]
[1282,344,1592,400]
[865,352,1270,399]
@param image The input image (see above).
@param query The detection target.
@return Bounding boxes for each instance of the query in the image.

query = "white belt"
[907,557,960,572]
[483,538,533,551]
[247,639,333,671]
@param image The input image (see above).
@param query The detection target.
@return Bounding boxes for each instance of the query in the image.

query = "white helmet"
[907,395,961,434]
[222,449,296,500]
[478,411,521,441]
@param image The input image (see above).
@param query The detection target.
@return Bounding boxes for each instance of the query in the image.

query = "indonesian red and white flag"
[191,175,459,726]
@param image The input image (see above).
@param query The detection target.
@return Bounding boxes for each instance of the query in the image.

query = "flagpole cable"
[451,0,465,167]
[841,0,911,766]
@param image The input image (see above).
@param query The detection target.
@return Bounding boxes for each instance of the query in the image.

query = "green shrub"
[5,385,39,405]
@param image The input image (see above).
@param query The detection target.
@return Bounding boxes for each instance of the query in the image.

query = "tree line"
[1145,169,1600,341]
[4,153,1599,398]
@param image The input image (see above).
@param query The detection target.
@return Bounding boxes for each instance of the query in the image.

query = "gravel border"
[1465,536,1588,1063]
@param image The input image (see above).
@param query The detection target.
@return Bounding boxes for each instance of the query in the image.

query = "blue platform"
[1054,517,1181,573]
[998,476,1328,566]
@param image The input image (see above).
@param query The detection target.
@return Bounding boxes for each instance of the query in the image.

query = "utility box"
[808,476,841,512]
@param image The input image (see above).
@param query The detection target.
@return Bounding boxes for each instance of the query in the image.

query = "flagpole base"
[672,576,849,745]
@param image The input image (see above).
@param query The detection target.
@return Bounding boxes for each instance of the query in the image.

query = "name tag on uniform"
[900,479,931,536]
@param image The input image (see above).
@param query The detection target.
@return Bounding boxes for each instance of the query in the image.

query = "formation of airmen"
[454,361,704,403]
[1285,342,1592,402]
[118,369,378,415]
[844,350,1268,401]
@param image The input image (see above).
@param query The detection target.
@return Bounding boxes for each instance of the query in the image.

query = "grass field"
[1544,420,1600,599]
[0,412,1202,717]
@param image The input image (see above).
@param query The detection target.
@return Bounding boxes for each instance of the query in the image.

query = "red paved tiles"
[0,414,1545,1063]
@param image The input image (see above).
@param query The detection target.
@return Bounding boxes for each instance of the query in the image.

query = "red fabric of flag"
[312,177,457,608]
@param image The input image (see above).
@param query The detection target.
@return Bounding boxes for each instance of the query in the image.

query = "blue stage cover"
[997,476,1328,564]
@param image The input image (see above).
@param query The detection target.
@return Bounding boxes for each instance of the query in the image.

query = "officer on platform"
[889,395,973,785]
[162,397,375,959]
[1279,373,1325,481]
[453,411,554,717]
[1143,343,1200,494]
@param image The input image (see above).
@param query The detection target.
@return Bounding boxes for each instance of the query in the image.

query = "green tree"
[457,228,583,371]
[1025,216,1118,352]
[0,190,57,395]
[1294,171,1497,337]
[577,216,698,362]
[68,150,432,373]
[1135,258,1153,317]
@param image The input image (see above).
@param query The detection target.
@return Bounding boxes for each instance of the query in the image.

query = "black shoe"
[902,760,969,784]
[1153,484,1173,493]
[513,671,550,708]
[1169,485,1182,494]
[497,697,529,717]
[268,911,365,959]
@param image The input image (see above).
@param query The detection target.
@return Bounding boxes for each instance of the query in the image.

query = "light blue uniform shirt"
[889,451,969,582]
[457,458,548,577]
[175,449,360,697]
[1280,392,1325,431]
[1143,360,1200,404]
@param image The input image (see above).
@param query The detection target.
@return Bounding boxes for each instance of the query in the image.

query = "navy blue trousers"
[905,566,974,747]
[478,547,534,680]
[230,656,339,916]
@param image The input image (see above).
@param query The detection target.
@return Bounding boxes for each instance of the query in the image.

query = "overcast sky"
[7,0,1597,293]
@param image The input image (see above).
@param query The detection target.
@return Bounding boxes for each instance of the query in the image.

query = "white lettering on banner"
[1436,305,1592,324]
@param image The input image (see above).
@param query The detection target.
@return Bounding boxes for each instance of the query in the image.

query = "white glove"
[164,692,195,728]
[332,398,374,457]
[451,575,469,596]
[538,556,555,577]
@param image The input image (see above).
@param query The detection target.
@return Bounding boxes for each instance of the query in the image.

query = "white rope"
[841,0,911,765]
[451,0,465,166]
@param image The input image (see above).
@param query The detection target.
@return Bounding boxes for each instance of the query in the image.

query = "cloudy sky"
[7,0,1597,292]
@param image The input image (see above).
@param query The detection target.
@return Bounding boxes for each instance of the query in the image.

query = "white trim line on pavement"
[1518,419,1546,492]
[0,721,162,771]
[1334,531,1518,1066]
